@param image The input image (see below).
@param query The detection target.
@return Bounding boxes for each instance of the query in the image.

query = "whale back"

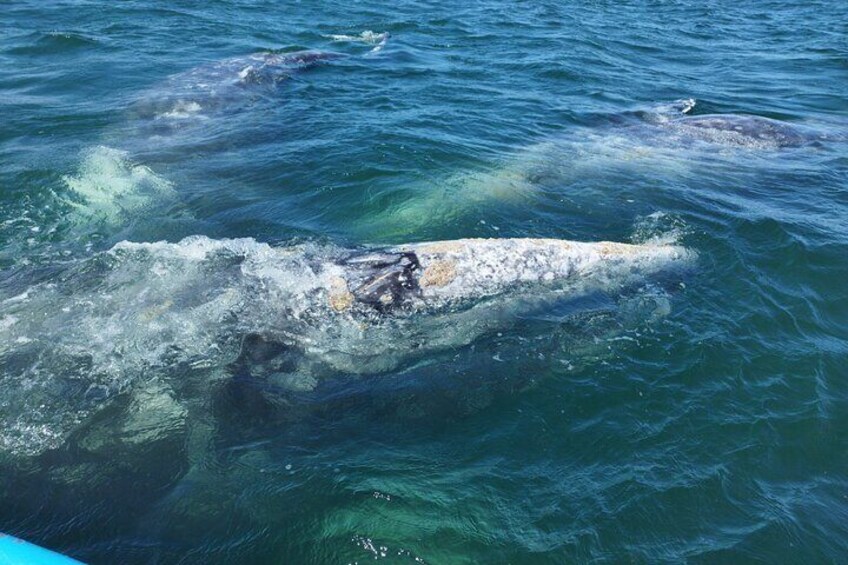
[670,114,812,148]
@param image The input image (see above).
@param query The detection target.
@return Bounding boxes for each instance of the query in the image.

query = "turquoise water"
[2,0,847,562]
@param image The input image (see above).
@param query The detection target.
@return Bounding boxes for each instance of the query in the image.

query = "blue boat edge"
[0,533,84,565]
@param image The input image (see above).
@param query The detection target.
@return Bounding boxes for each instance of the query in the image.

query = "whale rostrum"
[329,237,693,315]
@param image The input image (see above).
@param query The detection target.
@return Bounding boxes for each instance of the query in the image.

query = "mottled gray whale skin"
[666,114,818,148]
[639,99,842,148]
[329,237,691,316]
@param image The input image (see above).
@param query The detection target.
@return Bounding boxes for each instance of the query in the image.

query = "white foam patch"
[0,314,18,331]
[649,98,697,122]
[325,30,389,52]
[156,100,204,120]
[62,146,175,227]
[631,212,690,246]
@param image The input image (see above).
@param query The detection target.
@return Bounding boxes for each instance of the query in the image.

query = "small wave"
[5,31,102,55]
[43,30,100,45]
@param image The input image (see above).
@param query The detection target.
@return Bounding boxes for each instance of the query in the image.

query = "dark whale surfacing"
[129,50,344,125]
[642,99,839,149]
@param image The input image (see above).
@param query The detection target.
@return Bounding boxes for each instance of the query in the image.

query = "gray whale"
[645,101,831,149]
[0,235,693,456]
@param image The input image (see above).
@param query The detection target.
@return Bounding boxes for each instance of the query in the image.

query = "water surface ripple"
[1,0,847,563]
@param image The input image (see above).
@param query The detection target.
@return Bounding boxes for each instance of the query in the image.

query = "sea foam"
[62,145,176,228]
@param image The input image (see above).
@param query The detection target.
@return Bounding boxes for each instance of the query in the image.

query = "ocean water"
[1,0,847,562]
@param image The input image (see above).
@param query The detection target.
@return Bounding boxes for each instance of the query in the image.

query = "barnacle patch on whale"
[414,241,465,255]
[421,259,457,287]
[597,242,646,257]
[328,277,354,312]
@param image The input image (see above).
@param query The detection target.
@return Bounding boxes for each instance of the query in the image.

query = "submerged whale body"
[347,99,844,241]
[0,235,693,456]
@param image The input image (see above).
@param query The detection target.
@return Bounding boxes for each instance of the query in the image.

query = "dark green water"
[1,1,847,562]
